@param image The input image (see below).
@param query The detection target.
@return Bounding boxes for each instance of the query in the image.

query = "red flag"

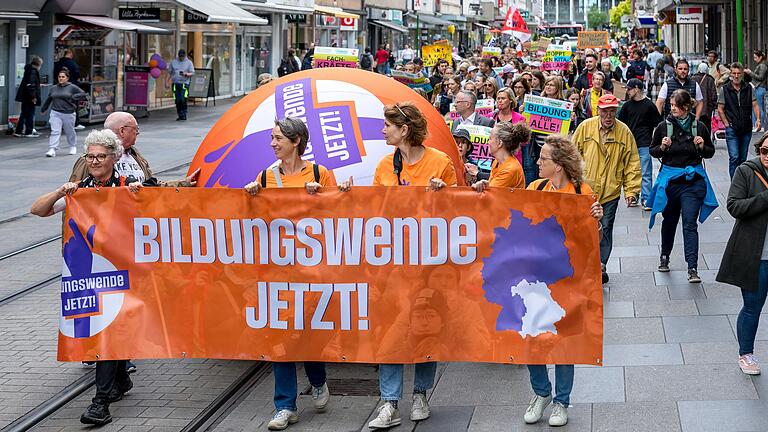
[501,7,531,42]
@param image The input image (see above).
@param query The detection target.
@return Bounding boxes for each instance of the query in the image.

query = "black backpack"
[277,58,291,77]
[360,54,372,70]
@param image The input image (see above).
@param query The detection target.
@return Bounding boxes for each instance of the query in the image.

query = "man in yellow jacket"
[573,94,642,283]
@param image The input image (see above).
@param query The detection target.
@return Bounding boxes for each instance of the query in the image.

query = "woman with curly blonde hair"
[522,133,603,427]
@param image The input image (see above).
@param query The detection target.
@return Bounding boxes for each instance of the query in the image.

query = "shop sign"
[315,15,338,27]
[124,65,150,107]
[119,8,161,22]
[287,14,307,23]
[184,10,209,24]
[340,17,357,31]
[675,7,703,24]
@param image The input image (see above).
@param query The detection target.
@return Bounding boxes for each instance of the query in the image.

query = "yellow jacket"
[572,116,641,204]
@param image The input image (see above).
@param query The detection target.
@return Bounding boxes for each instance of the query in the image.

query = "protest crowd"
[26,8,768,431]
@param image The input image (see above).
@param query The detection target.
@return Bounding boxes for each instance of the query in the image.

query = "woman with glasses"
[480,78,499,101]
[435,76,461,116]
[31,129,143,427]
[522,134,603,428]
[340,102,457,429]
[511,77,531,113]
[717,133,768,375]
[243,117,337,431]
[542,76,564,101]
[582,71,611,117]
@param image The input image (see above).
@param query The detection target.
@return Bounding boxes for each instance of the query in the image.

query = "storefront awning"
[173,0,268,25]
[473,22,490,29]
[369,19,408,33]
[314,5,360,19]
[2,0,46,14]
[67,15,171,33]
[415,13,452,26]
[441,15,467,22]
[232,0,313,14]
[0,12,38,19]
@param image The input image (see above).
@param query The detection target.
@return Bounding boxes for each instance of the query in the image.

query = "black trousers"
[93,360,130,405]
[173,83,189,118]
[15,101,36,135]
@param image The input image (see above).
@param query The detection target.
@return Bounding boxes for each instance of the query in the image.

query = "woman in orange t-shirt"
[521,134,603,428]
[243,116,336,431]
[343,102,456,429]
[471,122,530,192]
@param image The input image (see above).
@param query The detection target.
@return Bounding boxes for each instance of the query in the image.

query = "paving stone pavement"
[1,101,766,431]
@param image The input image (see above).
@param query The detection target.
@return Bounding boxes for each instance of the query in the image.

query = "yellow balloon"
[447,24,455,34]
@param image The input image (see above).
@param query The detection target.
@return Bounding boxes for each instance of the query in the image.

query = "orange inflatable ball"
[148,59,158,68]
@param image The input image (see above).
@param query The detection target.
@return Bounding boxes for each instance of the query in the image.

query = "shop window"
[203,34,232,96]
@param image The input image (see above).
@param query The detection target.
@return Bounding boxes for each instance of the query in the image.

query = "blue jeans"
[660,178,706,270]
[379,362,436,400]
[637,146,653,204]
[527,364,575,406]
[599,198,620,265]
[725,127,752,179]
[273,362,326,411]
[754,86,766,128]
[737,261,768,356]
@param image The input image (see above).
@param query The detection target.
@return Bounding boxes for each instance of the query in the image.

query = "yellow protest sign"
[577,31,609,49]
[422,44,453,67]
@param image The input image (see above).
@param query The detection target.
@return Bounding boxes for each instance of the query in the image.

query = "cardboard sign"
[422,44,453,67]
[577,31,609,49]
[59,187,603,365]
[541,44,572,71]
[312,47,360,69]
[522,94,574,135]
[391,70,433,93]
[457,124,493,171]
[482,46,502,58]
[611,80,627,101]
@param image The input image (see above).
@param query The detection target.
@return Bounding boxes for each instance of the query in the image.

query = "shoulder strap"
[692,119,697,138]
[260,170,267,188]
[312,163,320,183]
[575,183,582,194]
[393,148,403,185]
[754,169,768,190]
[666,120,673,138]
[536,179,550,190]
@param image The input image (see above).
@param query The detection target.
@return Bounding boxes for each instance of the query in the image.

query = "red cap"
[597,94,620,109]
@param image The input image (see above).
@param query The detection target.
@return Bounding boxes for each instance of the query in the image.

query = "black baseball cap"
[178,49,186,57]
[452,128,471,142]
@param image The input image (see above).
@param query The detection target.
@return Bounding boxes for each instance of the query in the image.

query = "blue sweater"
[647,164,719,229]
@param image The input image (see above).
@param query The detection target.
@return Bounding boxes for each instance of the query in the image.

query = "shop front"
[367,8,407,51]
[313,0,362,49]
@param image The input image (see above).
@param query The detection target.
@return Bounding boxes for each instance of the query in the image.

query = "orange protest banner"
[59,187,603,365]
[577,31,609,49]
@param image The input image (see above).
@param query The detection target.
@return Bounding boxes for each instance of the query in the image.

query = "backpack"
[536,178,582,194]
[360,54,372,70]
[665,119,697,139]
[277,58,291,77]
[260,163,320,188]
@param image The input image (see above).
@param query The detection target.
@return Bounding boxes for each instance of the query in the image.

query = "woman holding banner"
[243,117,336,431]
[523,135,603,428]
[472,122,530,191]
[542,76,565,101]
[344,101,456,429]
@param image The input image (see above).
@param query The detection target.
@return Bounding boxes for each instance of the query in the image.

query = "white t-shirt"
[657,80,704,102]
[115,152,146,183]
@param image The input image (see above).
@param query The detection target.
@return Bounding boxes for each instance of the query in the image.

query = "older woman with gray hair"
[243,116,337,431]
[30,129,139,427]
[31,129,133,216]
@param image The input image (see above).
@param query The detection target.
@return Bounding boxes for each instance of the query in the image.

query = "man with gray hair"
[69,111,199,186]
[450,90,495,134]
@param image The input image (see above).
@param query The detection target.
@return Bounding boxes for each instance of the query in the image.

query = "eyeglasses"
[121,125,140,133]
[538,156,554,161]
[514,85,524,89]
[84,153,111,163]
[759,147,768,156]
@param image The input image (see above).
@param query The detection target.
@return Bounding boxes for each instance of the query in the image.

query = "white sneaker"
[549,402,568,427]
[267,409,298,430]
[74,124,86,130]
[368,402,401,429]
[45,148,56,158]
[27,132,41,138]
[312,382,330,411]
[410,393,430,421]
[524,394,552,424]
[68,146,78,155]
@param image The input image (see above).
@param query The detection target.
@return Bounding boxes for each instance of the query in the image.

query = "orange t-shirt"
[489,157,525,189]
[257,162,337,188]
[527,178,594,195]
[373,147,458,187]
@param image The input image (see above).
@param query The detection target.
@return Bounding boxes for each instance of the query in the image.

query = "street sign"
[620,14,635,29]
